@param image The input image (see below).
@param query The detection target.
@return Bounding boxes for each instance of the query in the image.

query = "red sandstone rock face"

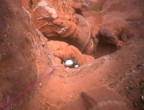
[0,0,51,109]
[85,0,139,50]
[62,86,131,110]
[30,0,75,38]
[1,0,144,110]
[47,41,94,65]
[22,0,95,55]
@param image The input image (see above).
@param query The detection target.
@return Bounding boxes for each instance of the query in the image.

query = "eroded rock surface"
[22,0,96,55]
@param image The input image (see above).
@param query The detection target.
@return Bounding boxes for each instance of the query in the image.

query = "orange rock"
[47,41,94,65]
[22,0,95,55]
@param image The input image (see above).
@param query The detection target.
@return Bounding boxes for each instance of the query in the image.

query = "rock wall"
[21,0,96,55]
[0,0,50,109]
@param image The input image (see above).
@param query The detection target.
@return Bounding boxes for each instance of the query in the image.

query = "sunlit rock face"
[21,0,96,54]
[47,40,94,65]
